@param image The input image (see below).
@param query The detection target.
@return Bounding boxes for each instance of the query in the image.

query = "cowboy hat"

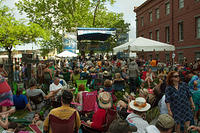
[98,92,112,109]
[103,71,110,77]
[89,67,96,73]
[129,97,151,112]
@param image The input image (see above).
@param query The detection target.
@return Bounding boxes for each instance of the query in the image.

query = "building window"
[149,12,152,22]
[178,53,184,64]
[165,26,170,43]
[149,32,152,39]
[156,8,160,19]
[141,17,144,27]
[156,30,160,41]
[196,17,200,38]
[179,0,184,8]
[149,54,153,60]
[178,22,184,41]
[195,52,200,60]
[165,2,170,15]
[165,53,170,62]
[155,53,159,60]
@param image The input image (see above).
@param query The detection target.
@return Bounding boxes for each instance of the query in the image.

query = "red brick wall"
[134,0,200,63]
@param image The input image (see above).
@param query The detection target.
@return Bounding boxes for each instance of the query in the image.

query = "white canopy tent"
[56,50,78,58]
[113,37,175,53]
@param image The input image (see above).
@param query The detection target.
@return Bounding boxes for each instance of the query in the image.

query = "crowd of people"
[0,56,200,133]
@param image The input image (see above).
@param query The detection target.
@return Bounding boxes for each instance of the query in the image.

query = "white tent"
[113,37,175,53]
[56,50,78,58]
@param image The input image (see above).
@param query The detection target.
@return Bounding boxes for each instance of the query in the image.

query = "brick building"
[134,0,200,64]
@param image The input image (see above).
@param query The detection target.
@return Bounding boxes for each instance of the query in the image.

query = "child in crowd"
[32,112,43,129]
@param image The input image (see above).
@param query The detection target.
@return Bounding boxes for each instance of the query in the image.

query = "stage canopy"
[113,37,175,53]
[77,28,116,41]
[56,50,78,58]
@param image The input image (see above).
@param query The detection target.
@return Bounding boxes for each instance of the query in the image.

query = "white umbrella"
[56,50,78,58]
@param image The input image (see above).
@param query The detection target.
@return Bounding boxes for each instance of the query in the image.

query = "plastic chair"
[75,80,90,94]
[112,80,125,91]
[49,112,78,133]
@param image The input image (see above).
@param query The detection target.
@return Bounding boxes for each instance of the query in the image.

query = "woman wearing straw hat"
[86,92,113,132]
[126,97,151,133]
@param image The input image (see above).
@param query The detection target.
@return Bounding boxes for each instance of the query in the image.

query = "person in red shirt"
[86,92,113,131]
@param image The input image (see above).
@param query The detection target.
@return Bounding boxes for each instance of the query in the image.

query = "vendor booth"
[56,50,78,58]
[113,37,175,54]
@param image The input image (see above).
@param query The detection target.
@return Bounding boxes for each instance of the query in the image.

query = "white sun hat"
[129,97,151,112]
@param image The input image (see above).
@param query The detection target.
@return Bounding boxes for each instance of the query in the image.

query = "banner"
[63,33,77,53]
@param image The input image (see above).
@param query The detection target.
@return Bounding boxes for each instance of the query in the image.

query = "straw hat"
[156,114,175,129]
[98,92,112,109]
[89,67,96,73]
[129,97,151,112]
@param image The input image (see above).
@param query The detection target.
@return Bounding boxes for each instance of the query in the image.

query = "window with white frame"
[179,0,184,8]
[196,17,200,38]
[165,26,170,43]
[178,21,184,41]
[195,52,200,60]
[165,53,170,62]
[149,32,153,39]
[156,8,160,19]
[165,2,170,15]
[141,17,144,27]
[178,53,184,64]
[149,12,152,22]
[156,30,160,41]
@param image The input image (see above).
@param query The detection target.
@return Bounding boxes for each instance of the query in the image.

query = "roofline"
[134,0,153,12]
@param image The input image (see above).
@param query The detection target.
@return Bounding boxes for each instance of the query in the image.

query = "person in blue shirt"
[13,89,32,112]
[187,71,200,124]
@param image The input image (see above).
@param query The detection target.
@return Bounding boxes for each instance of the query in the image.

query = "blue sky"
[5,0,147,39]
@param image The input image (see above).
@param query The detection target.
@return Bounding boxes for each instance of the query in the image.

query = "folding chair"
[82,91,98,112]
[112,80,125,91]
[75,80,90,94]
[91,78,104,90]
[29,93,44,110]
[49,112,78,133]
[81,109,117,133]
[29,124,42,133]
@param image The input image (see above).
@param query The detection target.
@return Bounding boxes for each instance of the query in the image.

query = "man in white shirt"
[48,77,62,98]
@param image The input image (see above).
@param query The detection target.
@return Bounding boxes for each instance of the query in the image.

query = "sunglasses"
[172,75,179,78]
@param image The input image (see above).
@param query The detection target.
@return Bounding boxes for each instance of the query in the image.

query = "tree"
[16,0,129,52]
[91,0,115,26]
[0,3,50,81]
[16,0,92,49]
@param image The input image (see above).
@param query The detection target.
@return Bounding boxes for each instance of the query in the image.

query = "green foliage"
[16,0,130,51]
[0,4,50,50]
